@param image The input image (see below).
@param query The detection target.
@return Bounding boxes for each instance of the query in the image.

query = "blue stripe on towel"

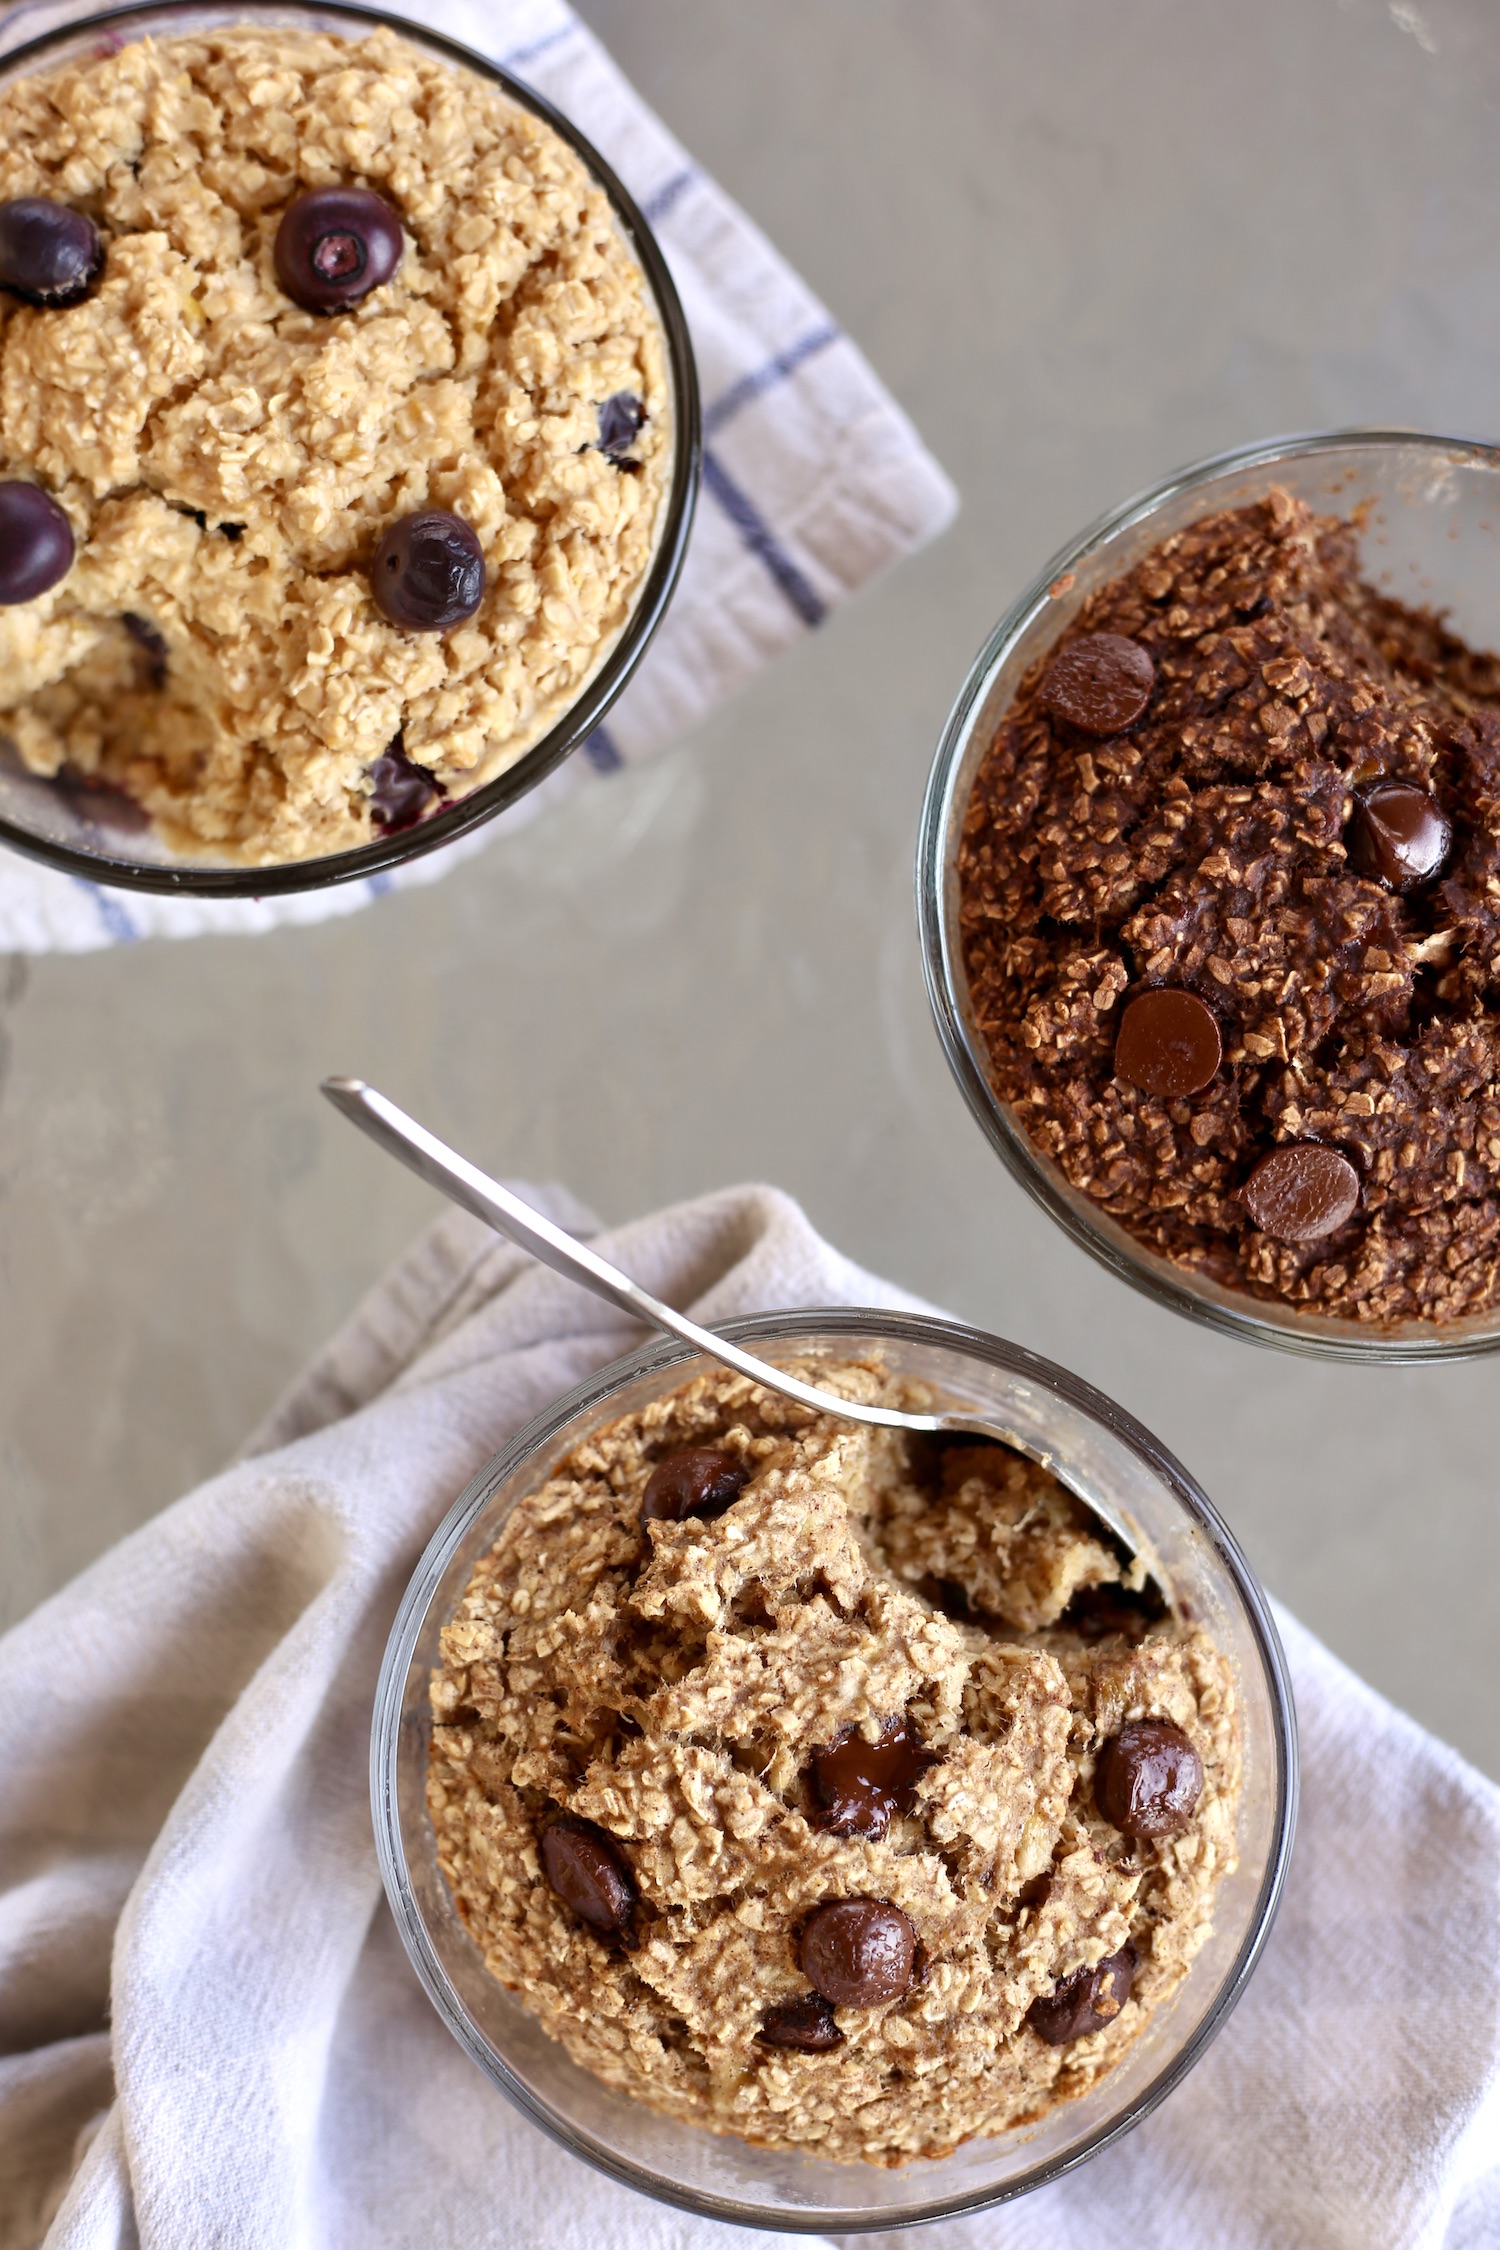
[701,451,826,629]
[500,22,577,72]
[73,878,138,943]
[583,725,625,773]
[703,324,840,438]
[641,168,697,226]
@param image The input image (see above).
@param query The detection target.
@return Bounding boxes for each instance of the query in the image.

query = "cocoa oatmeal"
[427,1359,1240,2166]
[0,24,670,862]
[958,488,1500,1325]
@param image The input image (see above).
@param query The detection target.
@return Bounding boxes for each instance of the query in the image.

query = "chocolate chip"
[122,612,168,690]
[0,198,103,306]
[1026,1945,1137,2046]
[1094,1719,1203,1838]
[810,1717,934,1840]
[0,482,73,604]
[799,1899,916,2008]
[540,1814,637,1935]
[1346,780,1451,892]
[641,1447,749,1524]
[597,391,645,462]
[1242,1141,1360,1243]
[1041,632,1155,736]
[273,185,403,313]
[1114,986,1222,1099]
[367,735,444,832]
[754,1994,844,2052]
[371,509,486,633]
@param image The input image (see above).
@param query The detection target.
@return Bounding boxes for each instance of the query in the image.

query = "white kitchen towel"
[0,0,957,954]
[2,1182,1499,2250]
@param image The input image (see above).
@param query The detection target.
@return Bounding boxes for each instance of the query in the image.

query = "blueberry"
[366,735,444,832]
[0,482,74,604]
[0,198,103,307]
[596,391,645,463]
[273,186,403,314]
[371,510,485,633]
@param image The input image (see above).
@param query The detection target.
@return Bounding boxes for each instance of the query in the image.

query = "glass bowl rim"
[370,1303,1299,2234]
[916,425,1500,1366]
[0,0,701,897]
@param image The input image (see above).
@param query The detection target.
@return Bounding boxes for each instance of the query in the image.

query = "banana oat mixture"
[959,490,1500,1324]
[428,1360,1241,2165]
[0,24,669,861]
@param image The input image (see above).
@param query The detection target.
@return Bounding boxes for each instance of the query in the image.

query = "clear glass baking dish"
[0,0,700,896]
[371,1307,1297,2233]
[917,429,1500,1363]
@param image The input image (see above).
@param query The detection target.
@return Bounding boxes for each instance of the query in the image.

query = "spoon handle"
[319,1078,925,1433]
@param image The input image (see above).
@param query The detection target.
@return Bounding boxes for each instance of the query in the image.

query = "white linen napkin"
[0,0,957,954]
[3,1182,1499,2250]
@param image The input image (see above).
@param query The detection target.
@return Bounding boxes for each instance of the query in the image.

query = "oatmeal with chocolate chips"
[0,24,669,862]
[958,488,1500,1324]
[427,1359,1240,2166]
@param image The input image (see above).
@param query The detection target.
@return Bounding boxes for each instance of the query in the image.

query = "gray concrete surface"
[5,0,1500,1773]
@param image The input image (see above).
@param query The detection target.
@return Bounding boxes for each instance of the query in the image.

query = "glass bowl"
[918,428,1500,1364]
[0,0,700,897]
[371,1308,1297,2233]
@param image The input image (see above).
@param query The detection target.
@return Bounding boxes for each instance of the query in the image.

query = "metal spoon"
[320,1076,1153,1572]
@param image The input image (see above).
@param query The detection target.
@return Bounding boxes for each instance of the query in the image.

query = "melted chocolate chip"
[754,1994,844,2052]
[1094,1719,1204,1839]
[1058,1579,1165,1643]
[372,510,486,633]
[1041,632,1155,736]
[0,198,103,306]
[1114,986,1222,1099]
[1026,1946,1137,2046]
[810,1717,934,1840]
[273,185,403,313]
[1242,1141,1360,1243]
[0,482,73,604]
[1346,780,1451,892]
[799,1899,916,2008]
[641,1447,749,1524]
[367,736,444,832]
[597,391,645,462]
[122,611,168,690]
[540,1814,637,1935]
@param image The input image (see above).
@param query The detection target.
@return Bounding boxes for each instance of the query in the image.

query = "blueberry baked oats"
[427,1360,1240,2165]
[959,488,1500,1323]
[0,25,669,861]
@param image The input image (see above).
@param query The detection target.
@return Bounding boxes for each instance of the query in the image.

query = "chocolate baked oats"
[958,487,1500,1324]
[427,1359,1240,2166]
[0,25,669,862]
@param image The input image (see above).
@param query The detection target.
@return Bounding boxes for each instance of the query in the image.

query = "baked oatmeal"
[958,488,1500,1325]
[427,1359,1240,2166]
[0,23,670,862]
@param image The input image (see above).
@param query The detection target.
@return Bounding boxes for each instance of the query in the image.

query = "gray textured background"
[5,0,1500,1772]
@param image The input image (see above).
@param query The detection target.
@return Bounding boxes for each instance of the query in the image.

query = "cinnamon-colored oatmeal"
[0,24,669,862]
[427,1360,1240,2166]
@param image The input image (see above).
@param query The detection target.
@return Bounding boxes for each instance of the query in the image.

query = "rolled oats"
[0,25,669,861]
[428,1360,1241,2166]
[958,491,1500,1325]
